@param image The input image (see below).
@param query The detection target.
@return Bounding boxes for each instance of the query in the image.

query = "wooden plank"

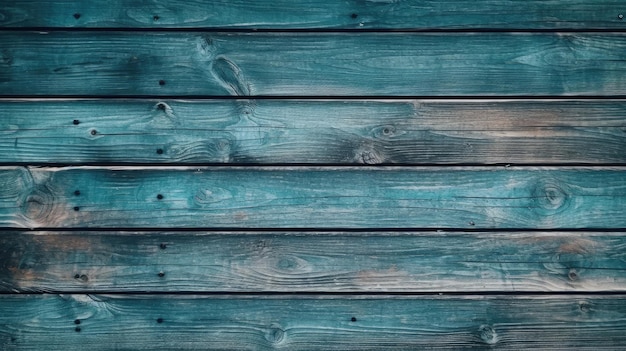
[2,99,626,164]
[1,294,626,350]
[1,231,625,293]
[3,166,625,229]
[0,0,624,30]
[2,32,626,96]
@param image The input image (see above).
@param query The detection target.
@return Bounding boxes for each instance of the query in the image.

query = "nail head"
[90,129,97,136]
[74,319,81,325]
[73,13,81,19]
[158,271,165,277]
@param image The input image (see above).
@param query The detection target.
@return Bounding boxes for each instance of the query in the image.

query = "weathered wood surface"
[1,231,625,293]
[3,33,626,96]
[2,99,626,164]
[4,166,626,229]
[1,294,626,350]
[0,0,624,30]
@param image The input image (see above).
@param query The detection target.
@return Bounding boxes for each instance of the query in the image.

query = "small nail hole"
[351,317,357,322]
[73,13,81,19]
[74,319,81,325]
[74,190,81,196]
[469,221,475,226]
[157,194,164,200]
[73,119,80,125]
[157,103,166,111]
[153,15,160,21]
[351,13,358,19]
[160,243,167,250]
[159,80,166,86]
[73,206,80,211]
[75,327,81,332]
[158,271,165,277]
[156,318,163,323]
[74,274,80,279]
[156,148,164,155]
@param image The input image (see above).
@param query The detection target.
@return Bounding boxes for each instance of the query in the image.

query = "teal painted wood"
[1,294,625,350]
[1,0,624,29]
[1,231,625,293]
[4,166,626,229]
[3,32,626,96]
[2,99,626,164]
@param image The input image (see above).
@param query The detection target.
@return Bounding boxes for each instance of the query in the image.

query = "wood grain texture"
[1,231,625,293]
[2,99,626,164]
[1,294,626,350]
[2,166,625,229]
[3,32,626,96]
[0,0,624,29]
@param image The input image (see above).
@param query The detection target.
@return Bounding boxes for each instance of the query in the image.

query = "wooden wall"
[1,1,626,349]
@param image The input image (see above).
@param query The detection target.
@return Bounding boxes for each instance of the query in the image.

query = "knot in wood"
[531,179,570,214]
[274,255,311,274]
[211,56,251,96]
[156,102,167,111]
[19,183,62,227]
[579,300,592,313]
[374,125,396,138]
[265,323,285,344]
[355,145,384,164]
[478,325,498,345]
[568,268,579,281]
[196,36,216,58]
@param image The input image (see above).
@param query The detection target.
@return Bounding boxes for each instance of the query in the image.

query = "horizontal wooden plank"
[1,294,626,350]
[3,166,625,229]
[2,99,626,164]
[2,33,626,96]
[1,0,625,29]
[1,231,625,293]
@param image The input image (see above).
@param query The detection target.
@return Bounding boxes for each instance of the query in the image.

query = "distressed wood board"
[1,231,625,293]
[1,294,626,350]
[4,166,626,229]
[3,32,626,96]
[1,99,625,164]
[1,0,625,29]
